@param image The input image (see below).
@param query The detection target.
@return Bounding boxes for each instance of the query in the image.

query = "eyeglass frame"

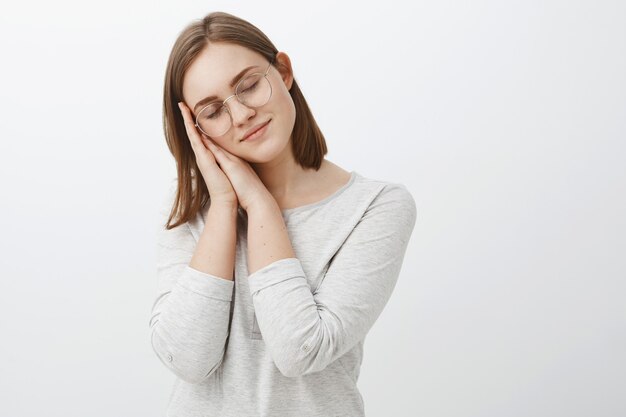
[194,57,275,137]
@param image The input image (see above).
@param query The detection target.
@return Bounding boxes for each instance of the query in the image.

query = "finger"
[178,102,206,152]
[211,143,244,169]
[178,104,222,169]
[209,142,237,167]
[194,132,219,156]
[209,140,234,159]
[203,137,218,152]
[177,102,199,148]
[205,140,226,162]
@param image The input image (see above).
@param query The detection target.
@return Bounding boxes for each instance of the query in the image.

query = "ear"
[274,51,294,91]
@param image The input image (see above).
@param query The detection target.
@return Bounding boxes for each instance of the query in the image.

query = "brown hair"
[162,11,328,229]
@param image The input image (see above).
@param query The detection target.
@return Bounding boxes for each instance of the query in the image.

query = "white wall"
[0,1,624,416]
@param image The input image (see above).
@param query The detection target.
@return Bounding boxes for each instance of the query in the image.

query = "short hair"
[161,11,328,229]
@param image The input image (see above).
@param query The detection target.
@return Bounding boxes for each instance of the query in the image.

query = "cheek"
[274,88,296,129]
[200,133,230,151]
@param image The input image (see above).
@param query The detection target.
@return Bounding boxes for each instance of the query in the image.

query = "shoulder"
[354,173,417,218]
[335,172,418,242]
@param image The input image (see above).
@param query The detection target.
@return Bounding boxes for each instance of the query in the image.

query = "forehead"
[182,43,264,109]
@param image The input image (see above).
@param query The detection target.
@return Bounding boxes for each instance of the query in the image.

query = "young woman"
[149,11,417,417]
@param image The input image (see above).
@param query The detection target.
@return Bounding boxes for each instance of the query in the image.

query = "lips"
[241,119,271,141]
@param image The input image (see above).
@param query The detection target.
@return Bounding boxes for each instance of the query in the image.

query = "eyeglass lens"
[196,72,272,137]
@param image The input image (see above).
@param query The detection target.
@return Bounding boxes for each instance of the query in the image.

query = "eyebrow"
[192,65,260,114]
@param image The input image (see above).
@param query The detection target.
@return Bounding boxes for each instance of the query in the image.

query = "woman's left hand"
[202,138,274,212]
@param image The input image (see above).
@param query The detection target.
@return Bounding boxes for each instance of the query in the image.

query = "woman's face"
[181,42,296,163]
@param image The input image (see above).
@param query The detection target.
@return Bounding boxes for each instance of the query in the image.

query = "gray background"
[0,1,624,416]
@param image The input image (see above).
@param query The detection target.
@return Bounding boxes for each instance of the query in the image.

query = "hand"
[189,130,273,213]
[178,102,238,207]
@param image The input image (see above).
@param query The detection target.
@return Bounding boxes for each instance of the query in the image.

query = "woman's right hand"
[178,101,238,208]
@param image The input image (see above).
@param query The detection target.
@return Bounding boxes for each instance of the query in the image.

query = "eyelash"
[203,81,260,119]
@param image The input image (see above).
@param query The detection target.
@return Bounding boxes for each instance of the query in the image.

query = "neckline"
[280,170,358,216]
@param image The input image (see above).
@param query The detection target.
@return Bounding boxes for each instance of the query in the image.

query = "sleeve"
[148,181,235,384]
[247,183,417,378]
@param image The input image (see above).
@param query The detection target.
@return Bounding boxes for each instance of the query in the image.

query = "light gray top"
[149,171,417,417]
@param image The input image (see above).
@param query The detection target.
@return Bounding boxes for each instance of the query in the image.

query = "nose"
[225,96,256,128]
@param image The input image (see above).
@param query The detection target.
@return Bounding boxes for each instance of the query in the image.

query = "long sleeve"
[149,183,235,384]
[247,183,417,378]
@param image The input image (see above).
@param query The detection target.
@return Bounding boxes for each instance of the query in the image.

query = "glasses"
[194,58,274,137]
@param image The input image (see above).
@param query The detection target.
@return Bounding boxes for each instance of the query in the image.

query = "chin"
[243,135,291,163]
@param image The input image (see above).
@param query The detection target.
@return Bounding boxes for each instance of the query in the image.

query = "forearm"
[150,279,232,384]
[246,198,296,275]
[190,201,239,280]
[245,184,417,378]
[151,201,237,384]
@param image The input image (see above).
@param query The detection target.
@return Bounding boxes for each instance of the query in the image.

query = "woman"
[150,11,417,417]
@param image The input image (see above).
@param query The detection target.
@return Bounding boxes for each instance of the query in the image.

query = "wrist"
[208,199,240,214]
[246,193,278,215]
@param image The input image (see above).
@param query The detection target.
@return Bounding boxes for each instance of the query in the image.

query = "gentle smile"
[241,119,271,142]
